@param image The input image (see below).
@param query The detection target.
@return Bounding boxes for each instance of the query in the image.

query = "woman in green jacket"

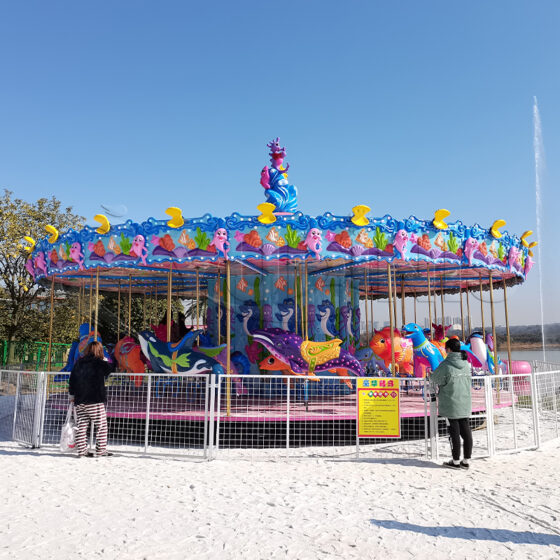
[430,338,473,470]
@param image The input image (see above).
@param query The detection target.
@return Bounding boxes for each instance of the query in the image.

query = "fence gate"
[12,371,47,448]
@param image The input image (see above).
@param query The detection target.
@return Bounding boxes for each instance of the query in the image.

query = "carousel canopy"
[25,139,535,299]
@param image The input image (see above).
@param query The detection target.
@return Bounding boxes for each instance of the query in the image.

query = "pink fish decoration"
[393,229,409,259]
[325,231,336,243]
[237,278,248,292]
[210,228,230,259]
[303,228,322,260]
[508,246,520,272]
[69,242,85,270]
[130,234,148,265]
[234,231,245,243]
[315,277,325,292]
[463,237,479,266]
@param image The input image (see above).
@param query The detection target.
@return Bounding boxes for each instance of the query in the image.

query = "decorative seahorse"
[260,138,298,213]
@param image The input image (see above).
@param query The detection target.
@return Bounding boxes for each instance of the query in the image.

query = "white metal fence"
[1,365,559,462]
[427,370,560,461]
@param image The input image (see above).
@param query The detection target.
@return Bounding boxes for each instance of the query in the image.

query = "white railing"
[1,369,210,459]
[1,366,559,462]
[213,375,430,460]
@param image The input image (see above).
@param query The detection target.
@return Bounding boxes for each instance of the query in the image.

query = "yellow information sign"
[357,377,400,438]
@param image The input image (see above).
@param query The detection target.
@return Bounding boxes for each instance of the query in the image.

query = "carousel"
[24,139,537,436]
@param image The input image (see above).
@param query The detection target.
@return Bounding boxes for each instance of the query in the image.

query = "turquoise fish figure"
[403,323,483,373]
[402,323,446,372]
[138,329,247,395]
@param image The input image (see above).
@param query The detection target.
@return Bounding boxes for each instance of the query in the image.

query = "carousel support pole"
[294,265,298,336]
[77,281,82,331]
[432,278,438,328]
[117,280,121,340]
[414,292,417,324]
[427,265,433,340]
[479,275,486,336]
[401,276,406,326]
[128,275,132,336]
[488,271,500,403]
[502,278,513,379]
[370,286,374,336]
[299,263,304,338]
[305,262,309,340]
[47,275,55,371]
[226,260,232,417]
[154,282,158,326]
[167,265,173,342]
[143,292,146,329]
[81,281,85,324]
[217,270,221,344]
[147,290,152,328]
[466,284,472,335]
[503,277,519,445]
[364,267,369,343]
[156,286,160,326]
[196,268,200,331]
[440,275,445,328]
[392,272,398,329]
[303,261,310,412]
[94,268,100,339]
[387,263,396,375]
[89,272,93,327]
[488,271,498,367]
[459,284,465,341]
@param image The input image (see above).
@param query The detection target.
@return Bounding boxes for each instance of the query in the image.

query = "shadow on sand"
[370,519,560,546]
[330,457,442,469]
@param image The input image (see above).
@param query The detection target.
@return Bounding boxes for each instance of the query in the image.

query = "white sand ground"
[1,440,559,560]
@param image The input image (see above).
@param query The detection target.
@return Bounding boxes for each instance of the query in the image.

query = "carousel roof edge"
[25,211,535,285]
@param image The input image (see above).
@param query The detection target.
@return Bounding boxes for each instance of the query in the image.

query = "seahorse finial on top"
[267,137,289,171]
[259,137,298,213]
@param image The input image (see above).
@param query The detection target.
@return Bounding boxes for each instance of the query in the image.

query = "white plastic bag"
[60,403,78,453]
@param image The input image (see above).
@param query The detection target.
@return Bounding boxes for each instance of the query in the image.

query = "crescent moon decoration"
[166,207,184,228]
[351,205,370,226]
[23,236,36,252]
[433,209,450,230]
[490,219,507,239]
[45,225,59,244]
[257,202,277,224]
[521,230,534,248]
[94,214,111,235]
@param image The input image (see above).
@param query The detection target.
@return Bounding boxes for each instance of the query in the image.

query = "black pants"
[446,418,473,461]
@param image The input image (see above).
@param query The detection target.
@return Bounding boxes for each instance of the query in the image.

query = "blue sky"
[1,1,558,326]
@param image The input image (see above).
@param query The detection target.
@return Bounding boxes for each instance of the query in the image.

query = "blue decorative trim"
[27,211,532,284]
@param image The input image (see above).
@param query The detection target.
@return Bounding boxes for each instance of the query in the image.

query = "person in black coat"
[69,341,114,457]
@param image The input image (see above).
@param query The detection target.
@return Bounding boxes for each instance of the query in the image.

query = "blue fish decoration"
[138,330,224,375]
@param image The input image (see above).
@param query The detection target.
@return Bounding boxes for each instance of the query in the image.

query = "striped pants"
[75,403,108,456]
